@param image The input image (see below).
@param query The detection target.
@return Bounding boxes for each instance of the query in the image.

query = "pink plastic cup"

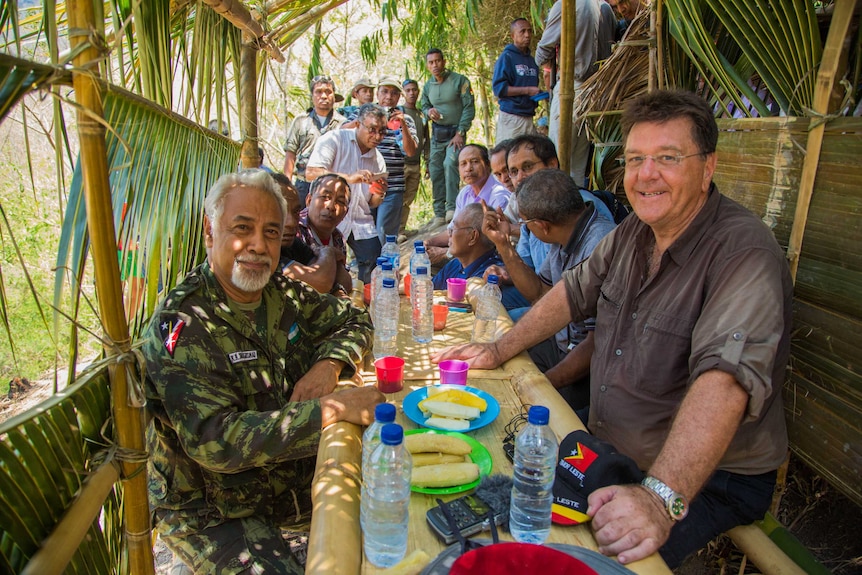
[375,356,405,393]
[432,304,449,331]
[439,359,469,385]
[447,278,467,302]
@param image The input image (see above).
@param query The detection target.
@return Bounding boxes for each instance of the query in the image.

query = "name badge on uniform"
[288,322,300,344]
[228,350,258,364]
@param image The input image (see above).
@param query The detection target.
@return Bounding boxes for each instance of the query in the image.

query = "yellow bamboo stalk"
[240,32,261,169]
[786,0,856,281]
[727,525,807,575]
[21,462,120,575]
[558,0,576,174]
[66,2,154,574]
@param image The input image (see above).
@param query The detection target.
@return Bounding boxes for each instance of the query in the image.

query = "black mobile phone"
[426,494,506,544]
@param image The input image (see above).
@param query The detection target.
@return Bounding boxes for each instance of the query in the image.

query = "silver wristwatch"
[641,476,689,521]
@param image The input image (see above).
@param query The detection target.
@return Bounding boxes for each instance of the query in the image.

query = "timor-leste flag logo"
[160,318,186,357]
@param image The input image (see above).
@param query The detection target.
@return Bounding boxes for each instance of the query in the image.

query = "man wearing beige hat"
[346,75,418,244]
[338,77,375,118]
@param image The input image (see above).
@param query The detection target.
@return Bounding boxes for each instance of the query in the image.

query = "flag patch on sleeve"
[160,318,186,357]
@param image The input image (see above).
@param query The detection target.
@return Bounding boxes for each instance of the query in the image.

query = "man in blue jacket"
[492,18,541,141]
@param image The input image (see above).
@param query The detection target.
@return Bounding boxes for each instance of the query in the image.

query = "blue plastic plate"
[402,385,500,433]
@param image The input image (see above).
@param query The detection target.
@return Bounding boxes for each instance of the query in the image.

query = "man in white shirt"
[306,104,387,283]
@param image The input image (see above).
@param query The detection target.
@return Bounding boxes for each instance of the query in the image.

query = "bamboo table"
[307,282,671,575]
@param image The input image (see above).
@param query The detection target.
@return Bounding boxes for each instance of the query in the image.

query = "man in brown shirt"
[432,90,791,568]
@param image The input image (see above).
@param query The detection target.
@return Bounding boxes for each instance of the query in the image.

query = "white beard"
[231,257,272,293]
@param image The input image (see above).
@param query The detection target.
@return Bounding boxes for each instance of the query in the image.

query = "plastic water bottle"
[409,241,430,276]
[381,234,400,281]
[373,277,399,359]
[360,403,398,529]
[371,260,395,324]
[361,423,412,567]
[411,266,433,343]
[472,274,502,343]
[509,405,558,544]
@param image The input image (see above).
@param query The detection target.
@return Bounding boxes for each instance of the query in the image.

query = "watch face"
[669,496,688,520]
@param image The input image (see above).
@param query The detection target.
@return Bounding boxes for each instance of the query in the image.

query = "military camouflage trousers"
[155,507,312,575]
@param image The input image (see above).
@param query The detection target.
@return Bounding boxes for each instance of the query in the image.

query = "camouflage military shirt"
[143,261,372,524]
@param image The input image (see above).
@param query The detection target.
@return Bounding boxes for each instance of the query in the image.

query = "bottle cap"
[414,240,424,248]
[382,278,396,288]
[382,262,393,271]
[416,267,428,275]
[380,423,403,445]
[487,274,499,285]
[376,257,388,265]
[416,245,426,254]
[528,405,550,425]
[386,235,397,243]
[375,403,396,423]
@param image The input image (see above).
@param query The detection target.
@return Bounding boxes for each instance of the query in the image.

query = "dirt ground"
[3,381,861,574]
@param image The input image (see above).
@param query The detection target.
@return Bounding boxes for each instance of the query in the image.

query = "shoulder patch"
[160,318,186,357]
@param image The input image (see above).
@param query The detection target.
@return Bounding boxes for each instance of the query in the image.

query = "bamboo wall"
[714,116,862,506]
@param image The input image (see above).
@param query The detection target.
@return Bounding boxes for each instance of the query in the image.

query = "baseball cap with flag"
[551,431,644,525]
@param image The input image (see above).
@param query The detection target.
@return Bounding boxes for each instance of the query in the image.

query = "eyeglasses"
[447,226,475,235]
[361,123,387,136]
[517,217,540,226]
[617,152,705,169]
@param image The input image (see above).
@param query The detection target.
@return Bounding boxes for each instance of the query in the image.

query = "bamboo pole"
[786,0,856,281]
[21,462,120,575]
[240,32,261,169]
[558,0,576,174]
[66,2,154,574]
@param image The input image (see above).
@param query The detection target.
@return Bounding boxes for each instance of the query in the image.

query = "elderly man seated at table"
[433,90,791,569]
[274,173,351,297]
[424,144,511,265]
[143,169,383,574]
[432,203,529,311]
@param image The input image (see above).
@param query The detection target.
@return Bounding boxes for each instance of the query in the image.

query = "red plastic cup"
[363,283,372,305]
[375,356,405,393]
[439,359,469,385]
[447,278,467,302]
[403,273,411,298]
[432,304,448,331]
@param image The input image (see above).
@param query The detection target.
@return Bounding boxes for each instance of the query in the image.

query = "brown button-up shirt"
[563,186,791,474]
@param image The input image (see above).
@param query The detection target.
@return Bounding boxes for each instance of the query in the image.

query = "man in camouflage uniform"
[143,169,382,574]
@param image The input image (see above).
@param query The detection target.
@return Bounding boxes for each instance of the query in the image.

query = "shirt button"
[615,349,622,356]
[600,385,607,392]
[631,312,638,320]
[733,331,744,341]
[595,421,603,428]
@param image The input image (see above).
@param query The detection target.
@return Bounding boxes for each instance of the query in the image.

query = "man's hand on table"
[320,386,384,428]
[431,342,503,370]
[290,359,345,401]
[587,484,673,565]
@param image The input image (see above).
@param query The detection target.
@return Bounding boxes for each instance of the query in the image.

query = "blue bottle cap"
[376,257,388,265]
[382,278,396,288]
[487,274,499,285]
[380,423,403,445]
[382,262,393,271]
[416,267,428,275]
[528,405,550,425]
[414,240,424,248]
[416,245,426,254]
[375,403,396,423]
[386,235,397,243]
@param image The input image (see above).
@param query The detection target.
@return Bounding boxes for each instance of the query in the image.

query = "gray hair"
[204,169,287,227]
[518,169,584,225]
[457,203,494,250]
[357,103,387,123]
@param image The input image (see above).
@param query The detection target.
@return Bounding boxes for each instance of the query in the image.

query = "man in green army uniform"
[421,48,476,225]
[143,169,383,574]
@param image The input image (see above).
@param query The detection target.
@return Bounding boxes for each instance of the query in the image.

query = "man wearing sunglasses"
[283,75,347,205]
